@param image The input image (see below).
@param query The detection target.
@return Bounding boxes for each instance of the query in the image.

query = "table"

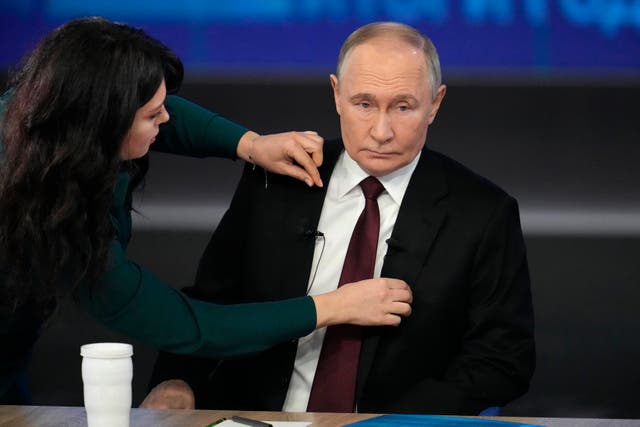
[1,406,639,427]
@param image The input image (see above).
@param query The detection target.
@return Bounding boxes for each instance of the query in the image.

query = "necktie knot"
[359,176,384,200]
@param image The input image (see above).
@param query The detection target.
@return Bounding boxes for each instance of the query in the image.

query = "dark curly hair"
[0,17,183,318]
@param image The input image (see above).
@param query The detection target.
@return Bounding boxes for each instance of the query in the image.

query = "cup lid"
[80,342,133,358]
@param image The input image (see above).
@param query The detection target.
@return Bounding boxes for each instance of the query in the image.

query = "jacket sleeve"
[386,197,535,414]
[76,238,316,358]
[152,95,248,159]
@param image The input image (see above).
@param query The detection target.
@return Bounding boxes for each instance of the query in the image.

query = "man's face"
[331,37,446,177]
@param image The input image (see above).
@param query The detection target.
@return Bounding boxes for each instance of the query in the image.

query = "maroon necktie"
[307,176,385,413]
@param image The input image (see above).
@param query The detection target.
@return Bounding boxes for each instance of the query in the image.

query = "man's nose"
[370,111,393,143]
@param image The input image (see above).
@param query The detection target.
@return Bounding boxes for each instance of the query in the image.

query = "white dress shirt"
[282,150,420,411]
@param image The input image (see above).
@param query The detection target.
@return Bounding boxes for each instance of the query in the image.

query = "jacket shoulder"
[428,149,515,205]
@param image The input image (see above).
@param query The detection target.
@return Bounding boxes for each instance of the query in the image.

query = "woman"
[0,17,412,404]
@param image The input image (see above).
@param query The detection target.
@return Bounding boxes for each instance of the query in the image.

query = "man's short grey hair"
[336,22,442,99]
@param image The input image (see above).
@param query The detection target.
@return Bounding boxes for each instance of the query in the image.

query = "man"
[148,22,535,414]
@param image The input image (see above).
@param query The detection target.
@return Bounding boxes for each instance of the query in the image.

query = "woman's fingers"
[315,277,414,327]
[281,131,324,187]
[239,130,325,187]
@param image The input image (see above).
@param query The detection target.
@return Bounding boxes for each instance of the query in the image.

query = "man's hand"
[139,379,195,410]
[312,278,413,328]
[237,130,324,187]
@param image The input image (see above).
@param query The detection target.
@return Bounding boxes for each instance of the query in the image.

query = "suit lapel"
[357,148,450,400]
[381,148,449,284]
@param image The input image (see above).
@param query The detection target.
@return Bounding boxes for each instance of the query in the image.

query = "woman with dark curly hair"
[0,17,412,404]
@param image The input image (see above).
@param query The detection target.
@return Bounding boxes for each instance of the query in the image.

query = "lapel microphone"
[304,230,324,239]
[386,237,404,253]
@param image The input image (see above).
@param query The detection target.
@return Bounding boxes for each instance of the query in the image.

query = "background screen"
[2,0,639,81]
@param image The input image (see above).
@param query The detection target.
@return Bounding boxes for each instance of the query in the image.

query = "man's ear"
[330,74,341,116]
[427,84,447,125]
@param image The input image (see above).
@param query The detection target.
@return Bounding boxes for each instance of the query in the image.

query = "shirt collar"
[333,149,421,205]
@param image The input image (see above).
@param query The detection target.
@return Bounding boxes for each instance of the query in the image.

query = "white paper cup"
[81,343,133,427]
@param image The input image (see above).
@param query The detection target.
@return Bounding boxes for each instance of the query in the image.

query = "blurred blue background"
[1,0,639,80]
[2,0,640,420]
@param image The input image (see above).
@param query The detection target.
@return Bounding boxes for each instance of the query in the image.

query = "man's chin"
[358,159,399,177]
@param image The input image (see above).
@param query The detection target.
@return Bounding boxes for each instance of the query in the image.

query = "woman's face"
[120,80,169,160]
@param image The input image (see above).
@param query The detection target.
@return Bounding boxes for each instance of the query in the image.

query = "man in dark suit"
[148,22,535,415]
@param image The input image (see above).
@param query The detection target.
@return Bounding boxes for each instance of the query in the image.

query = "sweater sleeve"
[152,95,248,159]
[77,240,316,358]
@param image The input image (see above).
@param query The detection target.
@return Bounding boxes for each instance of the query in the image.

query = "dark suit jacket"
[150,141,535,415]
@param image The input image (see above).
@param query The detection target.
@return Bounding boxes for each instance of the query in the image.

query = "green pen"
[205,417,227,427]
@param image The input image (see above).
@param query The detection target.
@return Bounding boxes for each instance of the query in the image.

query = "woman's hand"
[236,130,324,187]
[312,278,413,328]
[139,379,195,410]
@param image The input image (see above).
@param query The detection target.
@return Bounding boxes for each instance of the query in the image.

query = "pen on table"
[231,415,273,427]
[205,417,226,427]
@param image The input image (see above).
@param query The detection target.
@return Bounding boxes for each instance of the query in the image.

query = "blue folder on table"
[344,414,543,427]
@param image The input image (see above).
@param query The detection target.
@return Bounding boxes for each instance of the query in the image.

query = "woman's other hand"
[237,130,324,187]
[312,278,413,328]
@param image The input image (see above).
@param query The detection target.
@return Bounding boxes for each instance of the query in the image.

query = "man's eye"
[359,102,370,109]
[398,105,409,111]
